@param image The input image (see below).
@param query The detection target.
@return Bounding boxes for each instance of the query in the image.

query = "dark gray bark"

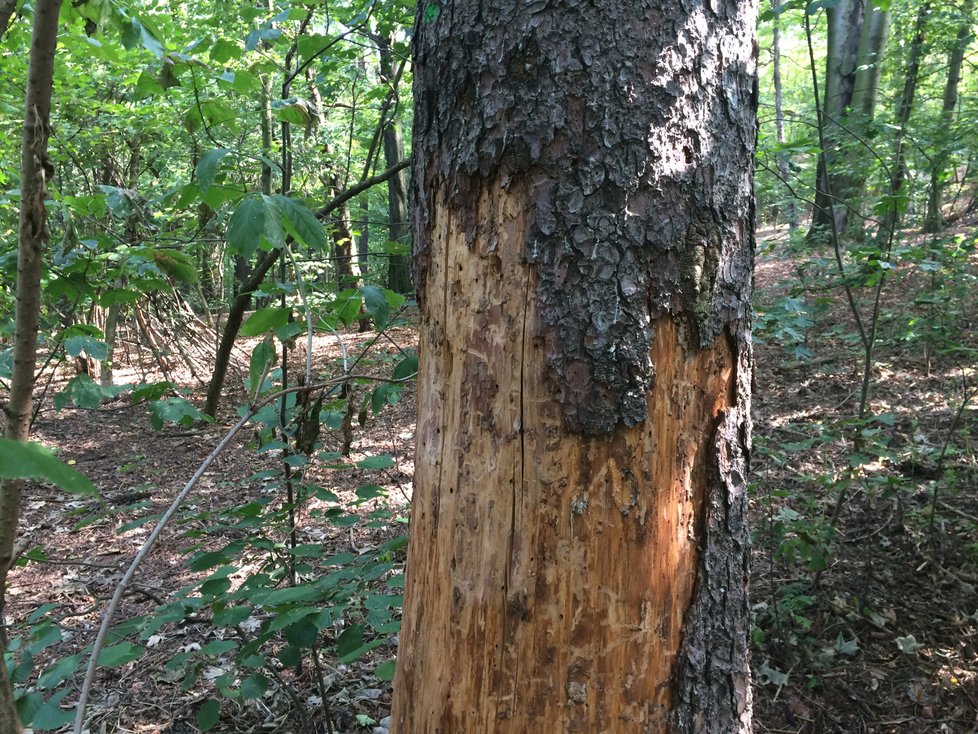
[412,0,755,436]
[378,35,412,294]
[809,0,866,237]
[924,0,973,232]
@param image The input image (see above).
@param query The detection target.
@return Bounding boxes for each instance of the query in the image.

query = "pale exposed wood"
[393,180,737,732]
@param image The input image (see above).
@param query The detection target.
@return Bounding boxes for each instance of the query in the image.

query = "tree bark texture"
[924,0,973,232]
[809,0,866,236]
[392,0,756,732]
[0,1,63,731]
[379,34,413,294]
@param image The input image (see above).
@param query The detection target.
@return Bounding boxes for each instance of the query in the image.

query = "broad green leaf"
[336,624,363,659]
[356,484,387,502]
[196,148,230,194]
[197,700,220,731]
[29,689,74,730]
[356,455,395,470]
[249,336,277,394]
[241,307,291,337]
[240,674,269,700]
[15,691,43,726]
[148,397,207,431]
[228,196,266,258]
[392,353,418,380]
[0,439,98,496]
[375,660,396,681]
[361,285,390,329]
[37,654,82,690]
[97,642,145,668]
[210,38,241,62]
[65,335,108,361]
[55,374,103,409]
[274,195,326,250]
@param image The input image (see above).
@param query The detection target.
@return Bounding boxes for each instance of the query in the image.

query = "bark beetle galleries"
[412,0,756,435]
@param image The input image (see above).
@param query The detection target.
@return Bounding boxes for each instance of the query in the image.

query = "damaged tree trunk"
[391,0,756,732]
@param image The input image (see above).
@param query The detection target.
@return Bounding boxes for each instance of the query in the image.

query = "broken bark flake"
[412,0,756,435]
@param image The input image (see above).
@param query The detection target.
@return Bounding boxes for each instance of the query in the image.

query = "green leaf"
[228,196,266,258]
[210,38,241,63]
[197,699,220,731]
[375,659,396,681]
[336,625,363,659]
[240,673,269,700]
[0,439,98,496]
[274,195,326,250]
[360,285,390,329]
[56,374,103,409]
[196,148,230,194]
[15,691,43,726]
[37,654,82,690]
[248,336,277,394]
[392,353,418,380]
[98,642,145,668]
[65,335,108,361]
[148,397,207,431]
[356,455,395,470]
[29,689,74,730]
[241,307,291,337]
[356,484,387,502]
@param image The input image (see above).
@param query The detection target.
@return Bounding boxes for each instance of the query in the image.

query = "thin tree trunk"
[378,35,412,294]
[771,0,798,231]
[391,0,756,731]
[924,0,973,232]
[0,2,63,731]
[877,2,929,243]
[809,0,866,237]
[0,0,17,39]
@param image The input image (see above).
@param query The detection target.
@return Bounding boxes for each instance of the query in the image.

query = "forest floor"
[7,221,978,733]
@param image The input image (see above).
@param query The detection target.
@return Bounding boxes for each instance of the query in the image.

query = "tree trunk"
[809,0,866,237]
[378,35,412,294]
[391,0,756,731]
[877,2,929,244]
[924,0,973,232]
[0,1,63,731]
[771,0,798,231]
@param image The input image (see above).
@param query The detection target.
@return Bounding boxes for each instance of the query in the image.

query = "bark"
[0,0,16,40]
[378,34,412,294]
[809,0,866,237]
[924,0,973,232]
[391,0,756,731]
[877,2,929,244]
[0,2,63,731]
[771,0,798,231]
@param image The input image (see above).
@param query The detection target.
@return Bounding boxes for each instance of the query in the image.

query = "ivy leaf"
[0,438,99,497]
[227,195,266,258]
[196,148,230,194]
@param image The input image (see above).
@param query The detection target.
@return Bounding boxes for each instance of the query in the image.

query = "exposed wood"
[392,0,756,729]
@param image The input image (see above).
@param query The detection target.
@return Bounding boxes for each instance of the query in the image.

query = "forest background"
[0,0,976,731]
